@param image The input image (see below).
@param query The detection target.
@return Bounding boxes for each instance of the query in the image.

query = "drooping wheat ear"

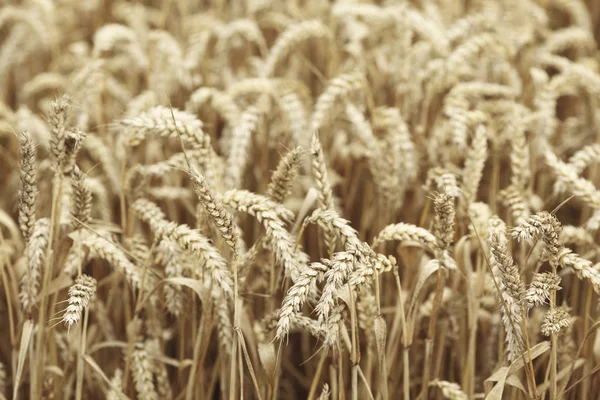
[48,95,70,170]
[302,209,362,249]
[185,87,241,128]
[221,189,306,279]
[344,102,379,159]
[349,251,395,289]
[508,120,530,191]
[131,199,233,298]
[190,168,239,255]
[446,33,508,81]
[165,221,234,297]
[543,144,600,209]
[544,26,595,54]
[267,146,302,203]
[512,211,563,264]
[488,232,525,362]
[19,217,50,311]
[62,274,97,330]
[403,6,450,54]
[106,368,123,400]
[156,240,185,317]
[442,91,471,151]
[372,222,437,252]
[445,82,514,144]
[276,261,327,339]
[323,305,345,347]
[311,71,365,134]
[124,235,150,263]
[531,67,564,138]
[315,244,375,322]
[433,192,456,252]
[146,30,185,100]
[554,143,600,194]
[371,107,417,209]
[499,186,530,227]
[460,124,488,214]
[541,306,571,337]
[262,20,331,77]
[131,343,158,400]
[18,130,37,242]
[241,146,303,266]
[429,380,468,400]
[311,131,335,211]
[292,315,328,340]
[224,106,261,190]
[216,295,233,353]
[262,309,325,342]
[526,272,561,308]
[567,143,600,174]
[130,198,169,229]
[60,183,74,225]
[145,338,172,399]
[78,231,150,292]
[276,83,310,149]
[311,131,337,255]
[120,106,210,150]
[86,177,111,221]
[559,252,600,294]
[70,166,92,228]
[357,290,378,346]
[444,11,493,44]
[225,77,278,100]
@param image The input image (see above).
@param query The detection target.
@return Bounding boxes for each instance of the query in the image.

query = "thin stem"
[307,349,329,400]
[186,312,206,400]
[75,307,90,400]
[550,264,558,400]
[391,267,410,400]
[35,173,63,398]
[229,257,240,400]
[420,267,445,400]
[348,282,359,400]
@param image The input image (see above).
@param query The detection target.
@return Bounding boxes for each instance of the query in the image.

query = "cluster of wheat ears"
[2,0,600,399]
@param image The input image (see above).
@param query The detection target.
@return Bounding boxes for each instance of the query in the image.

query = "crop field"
[1,0,600,399]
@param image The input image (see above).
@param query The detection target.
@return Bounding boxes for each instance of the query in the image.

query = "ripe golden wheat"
[1,1,600,399]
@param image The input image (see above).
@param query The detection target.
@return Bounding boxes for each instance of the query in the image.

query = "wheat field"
[1,0,600,399]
